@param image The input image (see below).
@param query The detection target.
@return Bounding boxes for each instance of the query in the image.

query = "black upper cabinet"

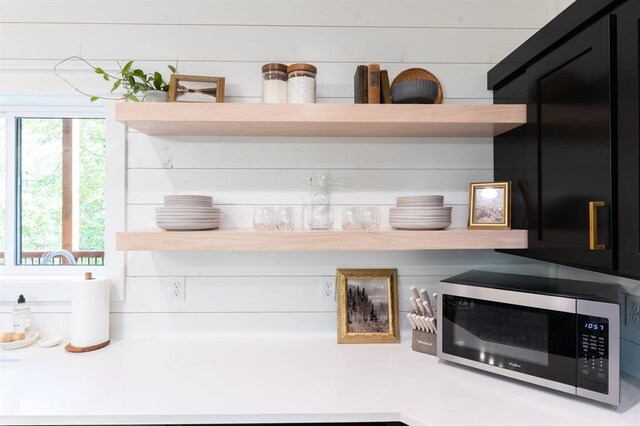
[526,16,614,271]
[491,0,640,279]
[615,0,640,277]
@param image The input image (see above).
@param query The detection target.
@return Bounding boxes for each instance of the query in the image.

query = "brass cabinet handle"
[589,201,607,250]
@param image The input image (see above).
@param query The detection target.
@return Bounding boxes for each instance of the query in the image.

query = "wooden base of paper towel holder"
[65,340,110,353]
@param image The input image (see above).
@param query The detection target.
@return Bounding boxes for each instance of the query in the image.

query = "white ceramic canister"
[287,63,317,103]
[262,63,288,103]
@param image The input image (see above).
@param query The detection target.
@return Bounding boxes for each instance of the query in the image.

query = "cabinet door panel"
[616,1,640,278]
[526,16,614,270]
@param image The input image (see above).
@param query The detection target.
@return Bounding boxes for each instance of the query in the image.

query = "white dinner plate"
[156,214,221,219]
[165,195,212,201]
[389,207,452,213]
[157,224,220,231]
[157,208,220,214]
[163,203,213,208]
[390,222,451,230]
[396,203,444,207]
[390,212,451,216]
[156,220,220,225]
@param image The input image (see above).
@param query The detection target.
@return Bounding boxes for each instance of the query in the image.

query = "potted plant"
[54,56,178,102]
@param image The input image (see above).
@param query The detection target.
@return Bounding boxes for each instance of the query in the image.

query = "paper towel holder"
[65,272,111,353]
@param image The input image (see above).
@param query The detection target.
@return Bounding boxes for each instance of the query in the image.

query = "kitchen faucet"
[40,249,77,265]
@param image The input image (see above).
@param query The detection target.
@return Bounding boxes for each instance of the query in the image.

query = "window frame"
[0,104,125,302]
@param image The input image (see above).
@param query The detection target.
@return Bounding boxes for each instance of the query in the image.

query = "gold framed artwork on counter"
[336,268,400,344]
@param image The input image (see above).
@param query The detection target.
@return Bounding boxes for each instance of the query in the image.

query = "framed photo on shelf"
[336,269,400,344]
[468,181,511,229]
[168,74,225,103]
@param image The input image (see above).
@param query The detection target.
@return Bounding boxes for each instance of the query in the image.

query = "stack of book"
[354,64,392,104]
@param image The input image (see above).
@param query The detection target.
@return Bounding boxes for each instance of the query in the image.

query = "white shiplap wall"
[7,0,639,384]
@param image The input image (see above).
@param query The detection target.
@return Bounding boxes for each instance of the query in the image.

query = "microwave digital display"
[583,321,607,332]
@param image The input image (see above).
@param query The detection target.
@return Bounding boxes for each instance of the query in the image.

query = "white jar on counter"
[287,63,317,103]
[262,63,288,103]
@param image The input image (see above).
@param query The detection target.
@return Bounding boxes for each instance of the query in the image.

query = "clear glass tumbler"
[253,206,276,231]
[342,206,362,231]
[359,206,381,231]
[275,206,295,231]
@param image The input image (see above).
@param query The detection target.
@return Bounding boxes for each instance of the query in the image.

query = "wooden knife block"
[411,329,437,356]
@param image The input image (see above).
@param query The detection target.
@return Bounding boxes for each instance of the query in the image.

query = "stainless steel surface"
[437,279,622,406]
[438,346,577,395]
[577,299,620,406]
[438,281,576,313]
[40,249,77,265]
[437,280,576,396]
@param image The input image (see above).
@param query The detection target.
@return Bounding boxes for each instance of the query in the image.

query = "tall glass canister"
[262,63,288,103]
[287,63,317,103]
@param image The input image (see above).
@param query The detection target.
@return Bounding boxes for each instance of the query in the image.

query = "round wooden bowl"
[391,68,443,104]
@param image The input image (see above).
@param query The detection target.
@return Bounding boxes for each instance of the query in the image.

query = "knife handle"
[410,287,421,301]
[420,289,434,316]
[410,297,420,314]
[428,317,437,334]
[407,313,417,330]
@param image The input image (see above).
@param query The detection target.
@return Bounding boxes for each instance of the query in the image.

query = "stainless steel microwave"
[437,270,621,405]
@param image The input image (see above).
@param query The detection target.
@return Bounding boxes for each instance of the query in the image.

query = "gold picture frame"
[468,181,511,229]
[337,269,400,344]
[168,74,225,103]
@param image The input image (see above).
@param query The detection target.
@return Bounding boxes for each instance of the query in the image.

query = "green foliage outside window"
[0,119,5,265]
[20,118,105,257]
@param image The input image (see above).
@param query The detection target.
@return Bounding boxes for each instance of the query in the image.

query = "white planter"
[142,90,168,102]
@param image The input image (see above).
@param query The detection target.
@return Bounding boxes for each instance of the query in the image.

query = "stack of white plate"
[156,195,220,231]
[390,195,451,230]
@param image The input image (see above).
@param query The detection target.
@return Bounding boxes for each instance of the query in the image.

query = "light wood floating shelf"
[116,229,528,251]
[115,103,526,137]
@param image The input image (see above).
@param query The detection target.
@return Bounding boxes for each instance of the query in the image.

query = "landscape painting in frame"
[337,269,399,344]
[468,181,511,229]
[168,74,225,103]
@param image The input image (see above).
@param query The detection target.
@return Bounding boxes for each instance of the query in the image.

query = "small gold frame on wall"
[337,269,400,344]
[468,181,511,229]
[168,74,225,103]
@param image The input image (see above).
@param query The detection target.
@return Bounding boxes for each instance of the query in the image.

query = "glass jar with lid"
[262,63,288,103]
[287,63,317,103]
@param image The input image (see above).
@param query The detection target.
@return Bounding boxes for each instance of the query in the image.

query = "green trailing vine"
[54,56,178,102]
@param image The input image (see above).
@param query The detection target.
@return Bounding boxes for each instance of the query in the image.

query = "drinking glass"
[342,206,362,231]
[359,206,381,231]
[275,206,295,231]
[253,206,276,231]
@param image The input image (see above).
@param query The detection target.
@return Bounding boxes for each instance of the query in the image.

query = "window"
[0,117,5,266]
[10,117,106,266]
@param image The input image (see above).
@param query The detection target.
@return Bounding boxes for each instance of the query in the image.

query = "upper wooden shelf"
[116,228,528,251]
[115,103,526,137]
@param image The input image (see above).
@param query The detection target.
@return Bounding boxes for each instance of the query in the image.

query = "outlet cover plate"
[623,294,640,343]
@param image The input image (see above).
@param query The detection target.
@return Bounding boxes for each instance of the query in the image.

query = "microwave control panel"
[577,315,609,394]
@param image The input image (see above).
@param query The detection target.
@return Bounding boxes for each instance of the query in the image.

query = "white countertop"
[1,336,639,425]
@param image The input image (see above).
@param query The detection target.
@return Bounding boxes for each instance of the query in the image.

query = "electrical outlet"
[623,294,640,344]
[321,277,336,301]
[627,294,640,328]
[169,277,185,301]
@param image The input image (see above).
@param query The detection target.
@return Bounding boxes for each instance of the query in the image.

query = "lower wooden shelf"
[116,228,528,251]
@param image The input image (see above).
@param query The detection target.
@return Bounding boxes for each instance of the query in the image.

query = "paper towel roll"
[70,275,110,349]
